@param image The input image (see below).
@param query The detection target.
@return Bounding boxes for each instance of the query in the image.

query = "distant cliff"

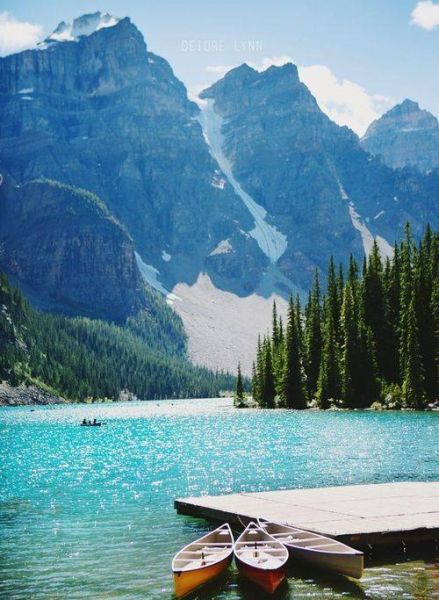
[361,99,439,173]
[0,14,261,298]
[201,66,438,289]
[0,12,437,375]
[0,177,147,321]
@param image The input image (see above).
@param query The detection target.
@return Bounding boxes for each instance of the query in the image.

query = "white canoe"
[172,523,234,598]
[234,522,288,594]
[258,519,364,579]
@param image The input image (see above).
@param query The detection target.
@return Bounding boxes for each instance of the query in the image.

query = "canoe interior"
[172,524,233,572]
[260,520,363,554]
[259,519,364,579]
[235,522,288,570]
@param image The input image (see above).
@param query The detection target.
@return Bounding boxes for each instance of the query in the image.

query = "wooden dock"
[175,482,439,550]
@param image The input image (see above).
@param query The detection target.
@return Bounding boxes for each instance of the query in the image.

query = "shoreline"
[0,382,68,406]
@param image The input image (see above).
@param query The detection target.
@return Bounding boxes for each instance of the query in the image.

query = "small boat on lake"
[172,523,234,598]
[258,518,364,579]
[80,419,102,427]
[234,522,288,594]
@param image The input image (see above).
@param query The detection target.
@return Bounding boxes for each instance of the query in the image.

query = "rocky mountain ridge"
[0,13,437,373]
[0,176,146,321]
[0,14,264,301]
[361,99,439,173]
[200,64,437,290]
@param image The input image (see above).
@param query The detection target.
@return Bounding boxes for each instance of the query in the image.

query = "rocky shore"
[0,382,66,406]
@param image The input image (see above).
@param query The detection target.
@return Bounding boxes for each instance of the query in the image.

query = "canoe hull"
[173,554,232,598]
[236,556,285,594]
[286,545,363,579]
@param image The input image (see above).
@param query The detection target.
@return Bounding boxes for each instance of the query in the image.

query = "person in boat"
[81,418,87,426]
[93,418,97,425]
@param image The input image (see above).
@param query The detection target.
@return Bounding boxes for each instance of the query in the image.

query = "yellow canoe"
[172,523,234,598]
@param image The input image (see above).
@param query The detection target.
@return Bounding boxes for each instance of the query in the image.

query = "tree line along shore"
[0,274,237,403]
[239,225,438,411]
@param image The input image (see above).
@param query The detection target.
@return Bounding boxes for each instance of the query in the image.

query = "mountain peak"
[361,99,439,172]
[389,98,420,116]
[264,62,299,78]
[363,99,438,139]
[200,61,301,110]
[45,12,120,44]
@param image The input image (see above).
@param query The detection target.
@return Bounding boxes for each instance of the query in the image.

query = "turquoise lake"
[0,399,438,599]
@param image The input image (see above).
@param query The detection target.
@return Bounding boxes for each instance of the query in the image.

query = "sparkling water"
[1,399,438,599]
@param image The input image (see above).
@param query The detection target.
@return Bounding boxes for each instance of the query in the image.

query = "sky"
[1,0,439,136]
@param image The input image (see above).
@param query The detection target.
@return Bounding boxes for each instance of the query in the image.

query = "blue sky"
[2,0,438,134]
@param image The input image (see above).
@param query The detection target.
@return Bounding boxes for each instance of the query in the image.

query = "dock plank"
[175,482,439,549]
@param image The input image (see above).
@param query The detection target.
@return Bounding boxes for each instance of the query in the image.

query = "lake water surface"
[0,399,438,599]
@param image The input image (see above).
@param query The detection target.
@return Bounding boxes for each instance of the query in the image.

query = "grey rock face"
[0,382,67,405]
[0,15,437,322]
[201,65,438,288]
[361,99,439,173]
[0,177,147,321]
[0,17,264,300]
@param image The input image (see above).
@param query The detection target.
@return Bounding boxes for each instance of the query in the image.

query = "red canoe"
[234,522,288,594]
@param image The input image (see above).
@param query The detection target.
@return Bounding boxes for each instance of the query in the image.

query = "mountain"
[0,272,236,402]
[200,65,438,290]
[361,99,439,173]
[0,12,263,300]
[0,176,146,321]
[0,14,437,375]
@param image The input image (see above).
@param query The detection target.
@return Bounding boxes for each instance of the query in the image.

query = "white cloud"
[411,1,439,30]
[298,64,393,136]
[204,56,393,136]
[0,12,43,56]
[206,65,231,76]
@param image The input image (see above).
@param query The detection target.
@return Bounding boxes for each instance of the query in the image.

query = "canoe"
[258,519,364,579]
[234,522,288,594]
[172,523,234,598]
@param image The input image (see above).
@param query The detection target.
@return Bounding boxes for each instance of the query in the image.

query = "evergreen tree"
[340,283,359,407]
[235,363,245,405]
[272,301,279,349]
[317,302,340,408]
[304,270,322,399]
[271,302,285,397]
[260,337,276,408]
[413,228,436,399]
[282,298,306,408]
[431,275,439,399]
[383,245,401,383]
[248,224,437,412]
[295,294,303,360]
[252,336,264,404]
[327,256,341,344]
[402,297,426,409]
[251,361,259,404]
[363,241,391,380]
[399,223,415,378]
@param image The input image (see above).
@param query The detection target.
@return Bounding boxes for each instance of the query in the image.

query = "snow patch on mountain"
[210,239,233,256]
[336,178,393,259]
[135,251,169,295]
[135,251,181,305]
[45,12,119,44]
[211,171,226,189]
[197,99,287,263]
